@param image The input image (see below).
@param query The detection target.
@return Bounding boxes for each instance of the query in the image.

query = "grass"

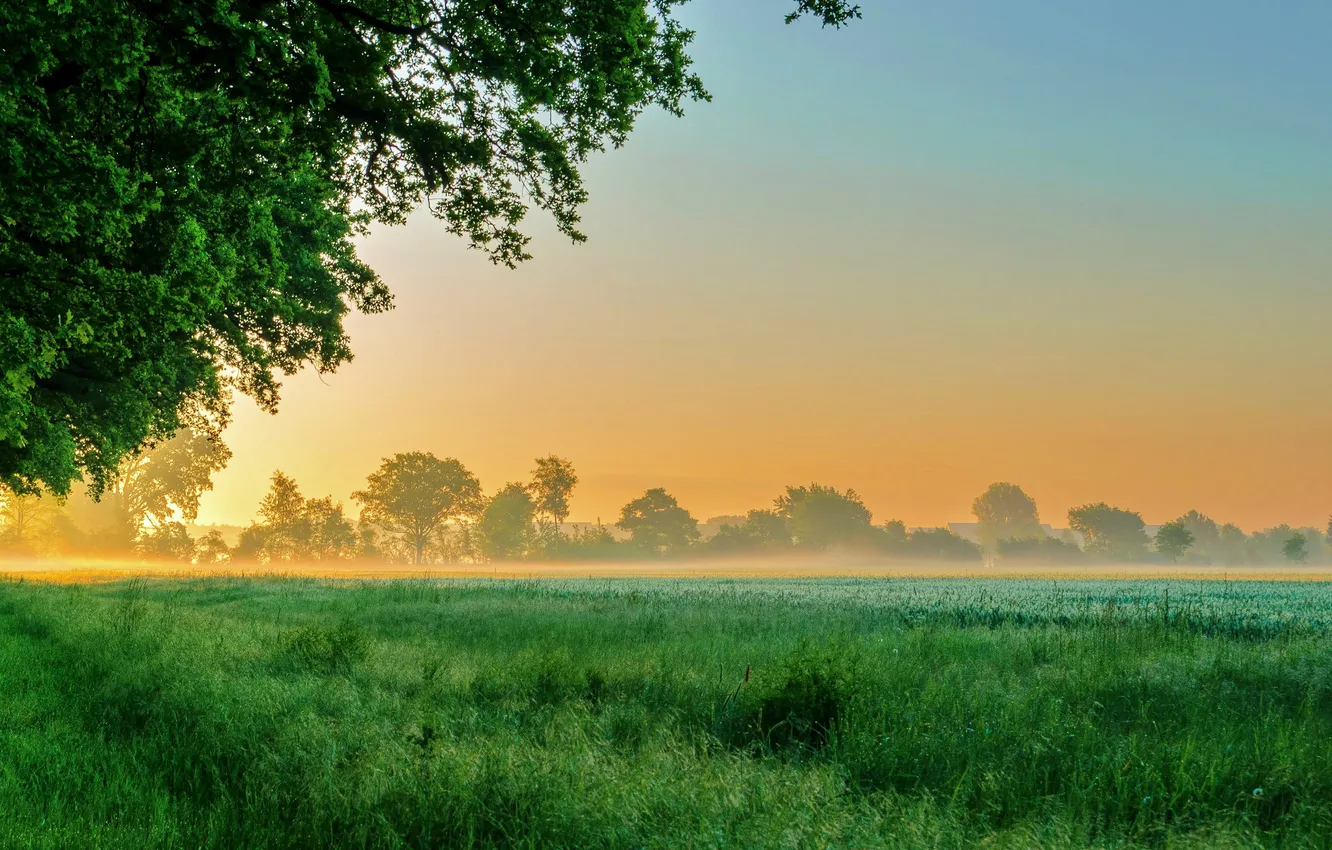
[1,575,1332,847]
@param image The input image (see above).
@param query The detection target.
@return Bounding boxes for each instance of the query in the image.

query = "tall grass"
[0,576,1330,847]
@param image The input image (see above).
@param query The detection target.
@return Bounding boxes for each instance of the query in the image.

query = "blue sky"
[657,0,1332,203]
[198,2,1332,530]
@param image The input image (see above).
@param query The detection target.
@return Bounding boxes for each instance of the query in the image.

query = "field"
[3,574,1332,848]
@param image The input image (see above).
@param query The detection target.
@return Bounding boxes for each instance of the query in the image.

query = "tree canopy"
[353,452,482,564]
[1153,520,1194,563]
[530,455,578,531]
[1,0,859,497]
[1283,532,1309,564]
[478,482,536,562]
[971,482,1042,549]
[1067,503,1148,561]
[775,483,873,549]
[236,471,358,562]
[704,508,793,554]
[617,487,698,555]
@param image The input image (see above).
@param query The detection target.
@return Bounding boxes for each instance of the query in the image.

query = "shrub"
[742,643,858,752]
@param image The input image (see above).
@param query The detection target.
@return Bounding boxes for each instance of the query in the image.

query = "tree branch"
[308,0,427,36]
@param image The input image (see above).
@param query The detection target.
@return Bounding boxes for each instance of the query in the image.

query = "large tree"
[1067,503,1148,561]
[1,0,859,497]
[617,487,698,556]
[971,482,1043,550]
[236,471,357,562]
[353,452,482,564]
[529,455,578,533]
[1153,520,1194,563]
[61,427,230,547]
[1283,532,1309,565]
[1175,510,1220,561]
[478,482,537,561]
[0,484,57,553]
[774,483,872,549]
[103,429,232,530]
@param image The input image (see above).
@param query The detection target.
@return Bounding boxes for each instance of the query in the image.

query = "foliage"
[994,536,1083,563]
[897,527,984,561]
[1217,522,1250,565]
[195,530,233,565]
[527,523,623,561]
[104,429,232,528]
[1067,502,1148,561]
[1153,520,1195,563]
[1,0,856,496]
[971,482,1042,549]
[133,521,197,562]
[529,456,578,531]
[237,472,357,562]
[303,496,360,560]
[1176,510,1220,561]
[0,484,57,554]
[703,509,793,554]
[740,641,858,752]
[48,428,231,552]
[774,483,872,549]
[878,519,908,548]
[353,452,482,564]
[617,487,699,555]
[478,483,536,562]
[1283,532,1308,565]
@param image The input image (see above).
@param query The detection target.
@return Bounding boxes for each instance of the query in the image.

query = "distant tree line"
[0,446,1327,568]
[971,482,1329,567]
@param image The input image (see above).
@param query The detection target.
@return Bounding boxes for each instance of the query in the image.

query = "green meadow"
[2,575,1331,848]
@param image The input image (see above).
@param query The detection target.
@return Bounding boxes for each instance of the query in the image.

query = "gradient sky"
[196,0,1332,531]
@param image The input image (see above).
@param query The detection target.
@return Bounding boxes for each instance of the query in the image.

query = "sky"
[197,0,1332,532]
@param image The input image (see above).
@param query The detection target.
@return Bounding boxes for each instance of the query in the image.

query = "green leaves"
[1,0,854,494]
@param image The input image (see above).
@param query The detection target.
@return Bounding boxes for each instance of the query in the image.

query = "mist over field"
[3,441,1328,581]
[5,0,1331,846]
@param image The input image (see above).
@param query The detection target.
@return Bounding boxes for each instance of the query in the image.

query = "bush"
[741,643,858,752]
[995,536,1083,563]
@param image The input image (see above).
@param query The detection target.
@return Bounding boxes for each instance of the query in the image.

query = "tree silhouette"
[1067,503,1149,561]
[530,456,578,533]
[704,509,793,554]
[1153,520,1195,563]
[774,484,872,549]
[900,528,983,562]
[1283,532,1309,564]
[0,485,57,554]
[134,523,198,563]
[84,430,232,539]
[971,483,1043,550]
[1174,511,1219,561]
[195,530,233,565]
[354,452,482,565]
[617,488,699,556]
[1216,523,1249,566]
[238,472,356,562]
[479,484,537,562]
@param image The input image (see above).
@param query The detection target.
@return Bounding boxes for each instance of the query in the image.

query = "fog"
[8,552,1332,586]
